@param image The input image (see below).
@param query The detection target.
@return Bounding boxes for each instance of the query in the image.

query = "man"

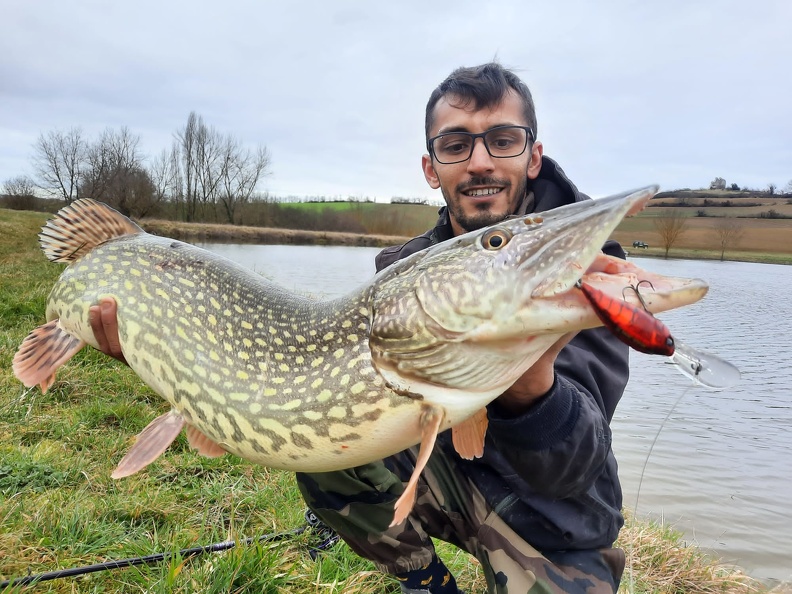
[91,63,629,594]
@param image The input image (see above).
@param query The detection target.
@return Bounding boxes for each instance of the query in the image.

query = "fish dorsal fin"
[39,199,144,263]
[451,407,489,460]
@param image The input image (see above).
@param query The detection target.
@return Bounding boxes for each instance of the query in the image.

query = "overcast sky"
[2,0,790,203]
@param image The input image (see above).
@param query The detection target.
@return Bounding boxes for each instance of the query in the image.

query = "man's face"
[422,90,543,236]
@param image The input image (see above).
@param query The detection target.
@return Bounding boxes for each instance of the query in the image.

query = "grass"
[0,206,783,593]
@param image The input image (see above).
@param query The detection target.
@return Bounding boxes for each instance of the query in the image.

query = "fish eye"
[480,228,512,250]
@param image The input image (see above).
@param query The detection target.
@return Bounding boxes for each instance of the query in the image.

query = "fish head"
[369,185,707,407]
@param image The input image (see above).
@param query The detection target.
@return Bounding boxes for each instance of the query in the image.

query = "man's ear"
[527,141,543,180]
[422,153,441,189]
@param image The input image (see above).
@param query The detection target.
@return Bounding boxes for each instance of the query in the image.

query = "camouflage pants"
[296,444,624,594]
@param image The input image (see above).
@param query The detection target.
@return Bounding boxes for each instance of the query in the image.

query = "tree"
[3,175,37,210]
[172,112,271,222]
[785,180,792,195]
[652,210,689,258]
[712,218,745,261]
[32,128,86,203]
[217,140,271,223]
[80,127,159,216]
[767,183,776,196]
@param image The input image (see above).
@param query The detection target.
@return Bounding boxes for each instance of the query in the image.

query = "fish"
[13,185,709,525]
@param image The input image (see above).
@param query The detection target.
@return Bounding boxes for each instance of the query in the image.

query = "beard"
[443,175,529,233]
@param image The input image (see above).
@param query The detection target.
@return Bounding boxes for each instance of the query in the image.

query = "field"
[0,206,776,593]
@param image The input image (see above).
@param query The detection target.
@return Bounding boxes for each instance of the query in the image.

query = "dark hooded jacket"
[375,156,629,552]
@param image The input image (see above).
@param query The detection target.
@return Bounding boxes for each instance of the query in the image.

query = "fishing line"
[625,384,693,594]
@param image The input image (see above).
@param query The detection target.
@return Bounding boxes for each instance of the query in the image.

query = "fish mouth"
[505,185,708,334]
[514,186,658,298]
[459,185,709,340]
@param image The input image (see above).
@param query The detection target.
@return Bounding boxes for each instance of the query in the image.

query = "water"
[197,243,792,583]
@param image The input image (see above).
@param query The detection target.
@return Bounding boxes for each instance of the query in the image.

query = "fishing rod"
[0,512,339,589]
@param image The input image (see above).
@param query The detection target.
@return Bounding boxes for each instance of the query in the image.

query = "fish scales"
[14,189,710,523]
[48,232,407,467]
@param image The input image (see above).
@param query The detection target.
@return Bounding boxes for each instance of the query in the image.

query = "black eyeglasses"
[427,125,535,165]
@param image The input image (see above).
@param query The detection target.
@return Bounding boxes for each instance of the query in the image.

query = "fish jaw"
[496,253,709,338]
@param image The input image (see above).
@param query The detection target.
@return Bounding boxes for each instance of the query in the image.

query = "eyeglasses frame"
[427,125,536,165]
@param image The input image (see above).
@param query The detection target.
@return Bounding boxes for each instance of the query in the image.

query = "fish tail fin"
[13,319,86,393]
[39,199,143,263]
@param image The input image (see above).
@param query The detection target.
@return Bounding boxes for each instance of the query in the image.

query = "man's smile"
[463,186,505,197]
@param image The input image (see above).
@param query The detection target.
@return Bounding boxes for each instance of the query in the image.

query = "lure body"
[577,280,675,356]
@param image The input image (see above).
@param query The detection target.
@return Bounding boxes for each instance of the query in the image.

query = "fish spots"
[328,406,347,419]
[290,429,313,450]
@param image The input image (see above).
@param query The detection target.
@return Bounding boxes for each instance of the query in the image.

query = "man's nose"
[467,137,495,174]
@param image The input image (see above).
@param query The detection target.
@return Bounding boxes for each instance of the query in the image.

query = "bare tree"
[77,127,159,217]
[712,218,745,261]
[767,183,777,196]
[3,175,37,210]
[218,140,271,223]
[32,128,86,203]
[172,111,271,222]
[652,210,689,258]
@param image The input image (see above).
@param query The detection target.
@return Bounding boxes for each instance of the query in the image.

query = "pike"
[13,186,708,525]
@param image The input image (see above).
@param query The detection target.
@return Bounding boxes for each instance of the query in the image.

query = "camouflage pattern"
[297,441,624,594]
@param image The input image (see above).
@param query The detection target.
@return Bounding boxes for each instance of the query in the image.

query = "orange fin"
[39,198,143,263]
[451,408,489,460]
[13,319,86,393]
[390,405,445,527]
[111,410,185,479]
[185,424,227,458]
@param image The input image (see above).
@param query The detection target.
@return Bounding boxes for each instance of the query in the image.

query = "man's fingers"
[89,304,109,352]
[88,298,127,364]
[100,299,123,357]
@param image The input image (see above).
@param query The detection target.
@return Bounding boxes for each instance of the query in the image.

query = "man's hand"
[496,332,576,416]
[88,297,127,364]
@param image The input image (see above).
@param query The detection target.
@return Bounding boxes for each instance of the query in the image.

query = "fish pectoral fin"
[12,319,86,394]
[185,424,227,458]
[451,408,489,460]
[390,404,445,528]
[111,410,186,479]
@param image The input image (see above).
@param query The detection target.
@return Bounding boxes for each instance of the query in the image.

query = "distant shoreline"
[140,219,412,248]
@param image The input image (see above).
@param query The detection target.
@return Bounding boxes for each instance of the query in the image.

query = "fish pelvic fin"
[390,404,445,527]
[451,407,489,460]
[13,319,86,393]
[39,198,143,263]
[111,410,185,479]
[185,424,228,458]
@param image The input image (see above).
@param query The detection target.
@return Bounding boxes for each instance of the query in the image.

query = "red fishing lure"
[576,280,675,356]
